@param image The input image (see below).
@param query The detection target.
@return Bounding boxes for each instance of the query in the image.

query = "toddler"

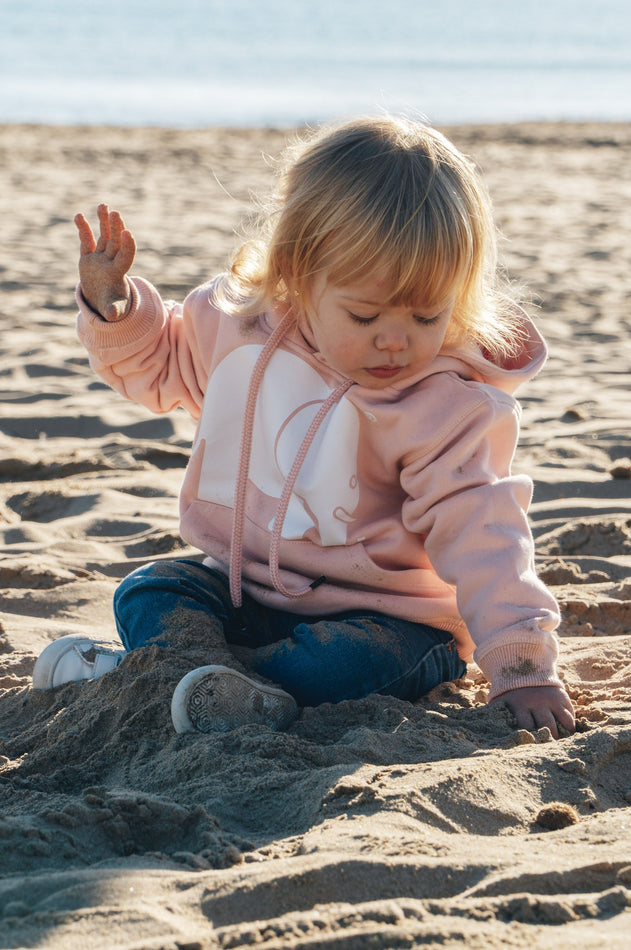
[33,116,575,739]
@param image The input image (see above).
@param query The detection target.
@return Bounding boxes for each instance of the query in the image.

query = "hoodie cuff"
[76,276,165,353]
[474,630,563,701]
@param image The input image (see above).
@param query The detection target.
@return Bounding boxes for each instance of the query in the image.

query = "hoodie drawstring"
[229,313,353,608]
[267,377,353,598]
[229,311,295,608]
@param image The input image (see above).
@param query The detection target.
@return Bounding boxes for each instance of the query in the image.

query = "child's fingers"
[103,208,132,262]
[106,210,125,257]
[117,228,137,272]
[74,212,97,255]
[556,699,576,733]
[95,202,111,251]
[535,708,561,738]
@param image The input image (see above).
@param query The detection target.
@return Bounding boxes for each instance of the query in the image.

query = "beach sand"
[0,121,630,949]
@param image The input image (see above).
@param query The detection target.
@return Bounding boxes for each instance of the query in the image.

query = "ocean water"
[1,0,630,127]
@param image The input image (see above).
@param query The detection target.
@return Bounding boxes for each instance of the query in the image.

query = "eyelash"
[414,314,441,327]
[348,312,377,325]
[348,312,441,327]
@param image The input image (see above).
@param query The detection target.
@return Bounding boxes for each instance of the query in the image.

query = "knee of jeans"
[115,558,213,594]
[113,559,186,612]
[113,560,160,599]
[124,558,201,582]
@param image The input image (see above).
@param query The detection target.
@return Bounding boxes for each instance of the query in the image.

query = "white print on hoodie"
[197,345,361,544]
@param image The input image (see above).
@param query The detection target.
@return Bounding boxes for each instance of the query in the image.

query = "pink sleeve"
[76,276,214,419]
[400,389,562,699]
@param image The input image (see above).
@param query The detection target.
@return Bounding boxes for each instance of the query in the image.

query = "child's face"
[306,271,454,390]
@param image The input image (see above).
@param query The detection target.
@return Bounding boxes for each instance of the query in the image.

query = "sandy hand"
[491,684,576,739]
[75,203,136,321]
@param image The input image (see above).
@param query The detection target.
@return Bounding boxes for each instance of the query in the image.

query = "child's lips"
[366,365,405,379]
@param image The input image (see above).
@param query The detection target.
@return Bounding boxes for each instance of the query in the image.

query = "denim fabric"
[113,558,467,707]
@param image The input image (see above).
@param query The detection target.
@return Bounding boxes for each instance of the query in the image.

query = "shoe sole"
[171,665,298,734]
[32,635,122,690]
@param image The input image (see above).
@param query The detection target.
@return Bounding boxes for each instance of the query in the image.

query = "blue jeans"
[113,559,466,708]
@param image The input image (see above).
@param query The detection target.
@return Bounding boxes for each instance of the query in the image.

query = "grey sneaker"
[171,665,299,734]
[32,634,125,689]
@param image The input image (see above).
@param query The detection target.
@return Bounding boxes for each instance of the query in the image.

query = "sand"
[0,121,630,949]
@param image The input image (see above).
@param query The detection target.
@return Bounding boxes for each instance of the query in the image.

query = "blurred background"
[1,0,630,127]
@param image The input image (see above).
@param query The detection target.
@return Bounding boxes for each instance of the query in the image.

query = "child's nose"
[375,328,407,351]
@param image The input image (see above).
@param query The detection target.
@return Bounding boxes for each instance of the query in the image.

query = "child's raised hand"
[491,684,576,739]
[74,203,136,321]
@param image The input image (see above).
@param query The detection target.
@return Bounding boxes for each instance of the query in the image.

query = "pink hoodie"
[77,276,562,700]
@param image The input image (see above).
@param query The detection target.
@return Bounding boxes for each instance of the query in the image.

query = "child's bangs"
[322,217,472,312]
[381,235,471,311]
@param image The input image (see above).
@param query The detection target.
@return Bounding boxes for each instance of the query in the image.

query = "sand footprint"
[6,489,99,522]
[537,517,631,558]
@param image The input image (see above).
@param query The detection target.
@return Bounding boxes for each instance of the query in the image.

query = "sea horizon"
[1,0,630,129]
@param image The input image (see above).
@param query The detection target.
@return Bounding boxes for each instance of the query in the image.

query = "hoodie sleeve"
[76,276,216,419]
[399,379,562,700]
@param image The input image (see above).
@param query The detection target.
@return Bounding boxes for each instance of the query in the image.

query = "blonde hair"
[215,115,523,358]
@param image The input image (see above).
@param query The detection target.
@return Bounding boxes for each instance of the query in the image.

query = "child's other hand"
[75,203,136,321]
[491,685,576,739]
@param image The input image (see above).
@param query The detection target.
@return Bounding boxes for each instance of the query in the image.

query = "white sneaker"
[171,665,298,734]
[32,634,125,689]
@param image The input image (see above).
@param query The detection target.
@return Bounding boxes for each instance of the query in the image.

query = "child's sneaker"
[171,665,298,734]
[32,634,125,689]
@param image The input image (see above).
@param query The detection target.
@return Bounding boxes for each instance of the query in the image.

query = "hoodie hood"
[391,306,548,397]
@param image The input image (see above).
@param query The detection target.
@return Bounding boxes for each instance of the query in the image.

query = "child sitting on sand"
[33,115,575,739]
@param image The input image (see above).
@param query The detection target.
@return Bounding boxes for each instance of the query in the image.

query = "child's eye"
[413,313,441,327]
[348,311,378,325]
